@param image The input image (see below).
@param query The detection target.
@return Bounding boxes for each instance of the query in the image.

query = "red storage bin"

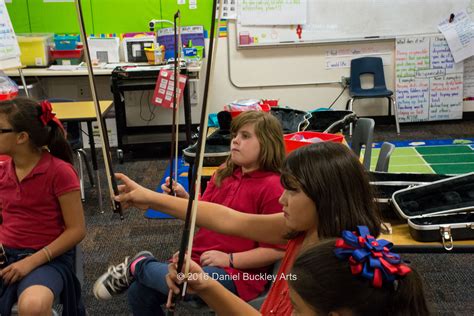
[284,131,344,154]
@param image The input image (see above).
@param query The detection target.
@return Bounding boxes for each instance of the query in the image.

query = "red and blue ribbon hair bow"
[334,226,412,288]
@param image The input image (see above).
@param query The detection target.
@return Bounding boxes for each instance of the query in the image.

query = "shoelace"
[106,257,130,293]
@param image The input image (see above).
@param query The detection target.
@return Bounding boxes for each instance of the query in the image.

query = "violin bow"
[74,0,123,219]
[168,0,222,313]
[168,10,182,196]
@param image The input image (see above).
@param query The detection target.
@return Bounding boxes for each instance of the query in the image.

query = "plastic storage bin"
[17,34,53,67]
[284,131,344,154]
[54,34,80,50]
[50,48,83,65]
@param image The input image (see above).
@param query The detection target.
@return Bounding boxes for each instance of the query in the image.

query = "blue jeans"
[127,257,237,316]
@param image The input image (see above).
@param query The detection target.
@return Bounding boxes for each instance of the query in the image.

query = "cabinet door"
[6,0,30,33]
[28,0,93,34]
[91,0,161,34]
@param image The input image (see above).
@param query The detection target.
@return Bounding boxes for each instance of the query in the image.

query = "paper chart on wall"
[396,36,464,122]
[0,0,21,70]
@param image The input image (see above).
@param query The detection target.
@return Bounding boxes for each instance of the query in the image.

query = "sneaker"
[93,250,153,300]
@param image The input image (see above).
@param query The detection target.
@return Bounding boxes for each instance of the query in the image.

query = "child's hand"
[114,173,154,210]
[166,252,210,297]
[161,177,189,199]
[0,257,35,284]
[200,250,231,268]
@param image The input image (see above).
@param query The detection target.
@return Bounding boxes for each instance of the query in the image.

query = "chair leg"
[77,148,94,187]
[390,96,400,135]
[76,151,85,202]
[347,98,354,136]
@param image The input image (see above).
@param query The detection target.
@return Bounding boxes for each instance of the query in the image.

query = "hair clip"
[334,226,411,288]
[40,100,65,133]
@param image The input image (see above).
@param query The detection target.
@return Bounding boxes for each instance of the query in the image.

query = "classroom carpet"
[370,138,474,174]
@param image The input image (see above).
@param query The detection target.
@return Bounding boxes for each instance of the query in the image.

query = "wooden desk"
[53,100,114,170]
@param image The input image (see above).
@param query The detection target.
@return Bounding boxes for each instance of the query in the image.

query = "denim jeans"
[127,257,237,316]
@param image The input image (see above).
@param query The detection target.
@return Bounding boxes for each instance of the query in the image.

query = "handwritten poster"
[396,36,464,122]
[438,10,474,63]
[152,69,187,109]
[0,0,20,61]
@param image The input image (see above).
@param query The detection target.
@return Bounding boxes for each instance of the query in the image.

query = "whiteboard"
[236,0,473,47]
[0,0,21,70]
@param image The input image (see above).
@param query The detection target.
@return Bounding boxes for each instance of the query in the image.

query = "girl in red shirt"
[93,111,286,315]
[0,98,85,315]
[115,141,383,315]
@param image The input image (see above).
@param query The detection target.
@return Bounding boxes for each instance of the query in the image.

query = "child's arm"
[200,247,285,270]
[115,173,289,245]
[0,190,85,284]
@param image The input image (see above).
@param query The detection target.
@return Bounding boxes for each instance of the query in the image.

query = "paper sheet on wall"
[238,0,307,26]
[0,0,20,63]
[396,36,464,122]
[325,47,393,69]
[216,0,237,19]
[438,10,474,63]
[464,56,474,101]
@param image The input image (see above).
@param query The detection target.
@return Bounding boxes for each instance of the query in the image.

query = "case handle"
[439,226,453,251]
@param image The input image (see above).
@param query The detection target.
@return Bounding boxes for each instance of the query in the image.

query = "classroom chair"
[48,98,95,202]
[10,245,84,316]
[345,57,400,135]
[375,142,395,172]
[350,118,375,170]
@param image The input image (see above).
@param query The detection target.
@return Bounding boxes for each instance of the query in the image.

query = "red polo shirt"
[191,167,286,302]
[260,234,305,315]
[0,152,79,250]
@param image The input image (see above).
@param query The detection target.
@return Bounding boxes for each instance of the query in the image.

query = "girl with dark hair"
[0,98,85,315]
[289,228,430,316]
[94,111,287,315]
[114,141,383,315]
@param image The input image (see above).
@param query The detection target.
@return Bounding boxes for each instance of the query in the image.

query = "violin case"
[390,172,474,250]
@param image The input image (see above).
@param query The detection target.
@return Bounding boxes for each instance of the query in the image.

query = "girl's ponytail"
[47,120,74,165]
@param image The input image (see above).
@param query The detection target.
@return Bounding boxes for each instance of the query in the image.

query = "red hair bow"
[40,100,65,133]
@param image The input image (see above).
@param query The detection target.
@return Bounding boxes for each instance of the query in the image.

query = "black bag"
[391,172,474,250]
[183,111,231,167]
[306,110,357,133]
[269,107,310,133]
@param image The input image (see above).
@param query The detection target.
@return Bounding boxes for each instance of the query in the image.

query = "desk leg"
[87,122,104,214]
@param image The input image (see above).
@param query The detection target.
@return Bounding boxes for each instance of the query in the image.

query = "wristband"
[229,253,234,268]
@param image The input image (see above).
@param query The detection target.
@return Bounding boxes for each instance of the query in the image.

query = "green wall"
[6,0,212,35]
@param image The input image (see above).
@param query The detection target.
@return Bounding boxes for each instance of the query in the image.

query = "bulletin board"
[236,0,473,47]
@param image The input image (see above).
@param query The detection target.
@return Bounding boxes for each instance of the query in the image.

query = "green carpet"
[369,144,474,174]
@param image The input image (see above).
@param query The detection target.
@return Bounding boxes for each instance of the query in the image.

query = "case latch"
[439,226,453,251]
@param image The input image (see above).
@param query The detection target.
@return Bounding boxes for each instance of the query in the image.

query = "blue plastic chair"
[345,57,400,134]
